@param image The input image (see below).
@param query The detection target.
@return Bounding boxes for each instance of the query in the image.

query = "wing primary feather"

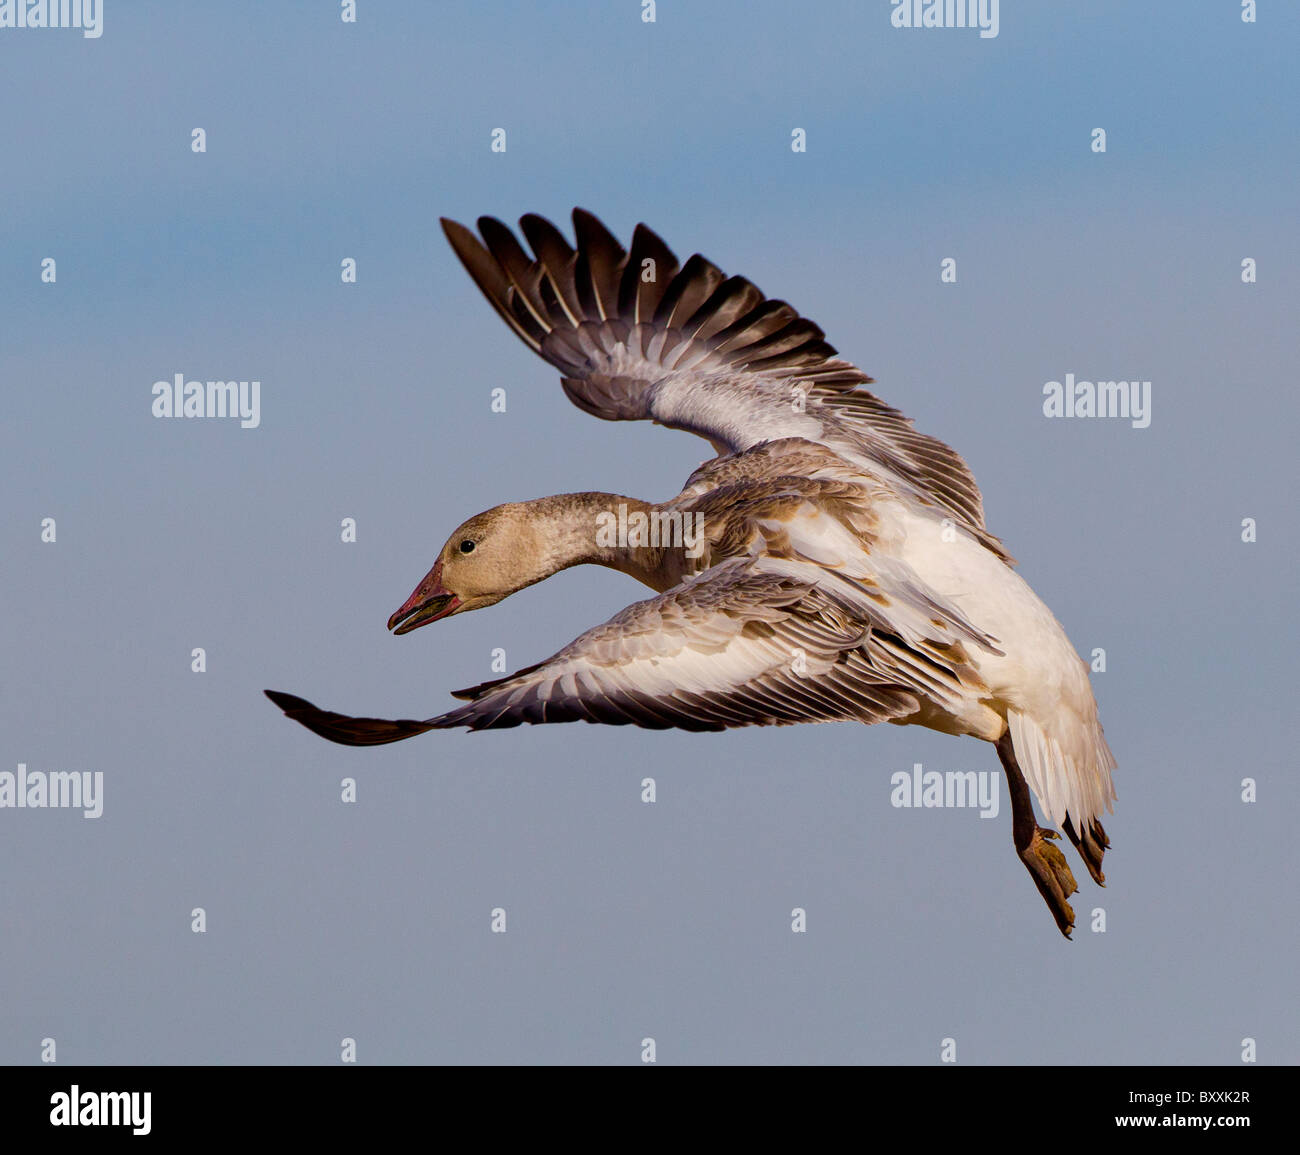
[439,209,994,542]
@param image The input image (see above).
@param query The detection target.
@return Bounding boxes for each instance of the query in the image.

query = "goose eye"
[459,540,476,554]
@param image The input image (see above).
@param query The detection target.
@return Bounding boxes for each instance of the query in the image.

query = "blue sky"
[1,1,1297,1063]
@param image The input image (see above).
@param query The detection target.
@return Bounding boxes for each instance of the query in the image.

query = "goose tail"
[1007,707,1117,883]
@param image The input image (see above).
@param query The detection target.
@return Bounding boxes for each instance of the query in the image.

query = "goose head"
[386,503,558,635]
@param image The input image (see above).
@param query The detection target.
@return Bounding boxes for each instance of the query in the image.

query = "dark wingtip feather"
[265,689,311,711]
[571,206,611,236]
[572,208,627,321]
[622,222,681,322]
[441,216,548,352]
[264,689,435,747]
[520,212,583,325]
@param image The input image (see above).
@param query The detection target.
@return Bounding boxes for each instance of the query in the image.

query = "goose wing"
[264,555,998,745]
[442,208,992,546]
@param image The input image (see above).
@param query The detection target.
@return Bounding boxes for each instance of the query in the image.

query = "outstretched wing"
[441,208,991,543]
[265,556,998,746]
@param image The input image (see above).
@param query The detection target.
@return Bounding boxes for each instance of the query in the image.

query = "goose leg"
[995,730,1079,938]
[1063,814,1109,886]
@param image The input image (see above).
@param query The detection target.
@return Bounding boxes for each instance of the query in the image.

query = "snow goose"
[266,209,1116,937]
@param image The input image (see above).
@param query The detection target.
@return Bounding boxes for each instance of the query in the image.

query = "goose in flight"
[266,209,1116,937]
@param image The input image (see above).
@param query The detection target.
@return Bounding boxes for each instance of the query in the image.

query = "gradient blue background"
[1,1,1296,1063]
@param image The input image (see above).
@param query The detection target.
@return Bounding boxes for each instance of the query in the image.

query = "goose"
[265,208,1116,937]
